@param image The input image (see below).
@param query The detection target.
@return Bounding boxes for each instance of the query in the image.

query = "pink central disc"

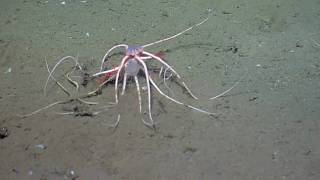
[126,46,143,56]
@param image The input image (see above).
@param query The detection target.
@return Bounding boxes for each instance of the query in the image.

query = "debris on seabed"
[70,170,75,175]
[4,67,11,74]
[66,169,79,179]
[35,144,47,150]
[0,127,9,139]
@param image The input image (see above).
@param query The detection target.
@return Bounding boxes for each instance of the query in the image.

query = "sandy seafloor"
[0,0,320,179]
